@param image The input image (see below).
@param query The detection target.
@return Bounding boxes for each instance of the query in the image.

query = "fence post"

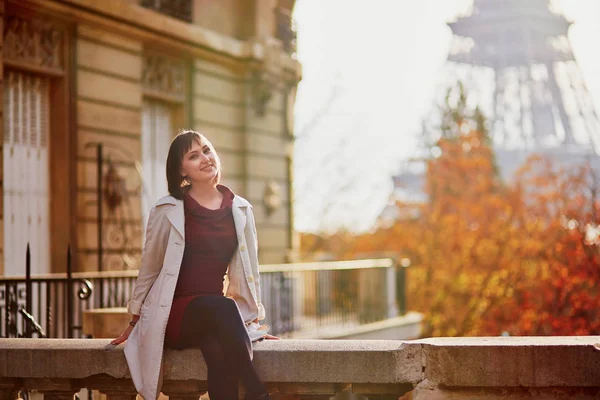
[67,245,73,338]
[386,263,398,318]
[97,143,104,307]
[25,243,32,338]
[395,258,409,316]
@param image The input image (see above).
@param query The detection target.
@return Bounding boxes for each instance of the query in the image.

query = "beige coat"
[123,194,266,400]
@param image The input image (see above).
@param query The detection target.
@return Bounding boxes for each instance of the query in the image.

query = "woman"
[111,130,279,400]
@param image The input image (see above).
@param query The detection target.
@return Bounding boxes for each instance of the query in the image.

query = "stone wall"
[1,337,599,399]
[0,0,300,274]
[75,25,144,271]
[192,56,294,263]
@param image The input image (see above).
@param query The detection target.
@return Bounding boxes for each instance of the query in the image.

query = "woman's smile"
[180,140,220,183]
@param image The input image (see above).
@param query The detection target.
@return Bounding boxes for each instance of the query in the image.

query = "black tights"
[174,295,267,400]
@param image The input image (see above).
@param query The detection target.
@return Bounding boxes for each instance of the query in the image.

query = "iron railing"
[0,244,138,338]
[140,0,192,23]
[275,6,296,55]
[1,253,404,338]
[262,259,399,337]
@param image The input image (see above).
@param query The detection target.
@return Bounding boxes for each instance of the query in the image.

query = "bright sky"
[292,0,600,233]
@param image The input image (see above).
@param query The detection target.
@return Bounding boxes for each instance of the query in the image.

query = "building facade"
[0,0,301,275]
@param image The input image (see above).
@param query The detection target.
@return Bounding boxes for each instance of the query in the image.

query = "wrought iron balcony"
[275,7,296,55]
[1,254,415,339]
[140,0,192,23]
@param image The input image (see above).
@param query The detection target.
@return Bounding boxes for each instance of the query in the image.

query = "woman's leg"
[198,334,240,400]
[184,295,269,399]
[178,300,239,400]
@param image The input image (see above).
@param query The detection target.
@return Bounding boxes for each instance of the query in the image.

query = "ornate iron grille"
[276,7,296,55]
[140,0,192,23]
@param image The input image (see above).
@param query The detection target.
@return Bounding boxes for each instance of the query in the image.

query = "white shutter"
[3,72,50,276]
[154,101,171,198]
[141,99,153,221]
[141,99,172,226]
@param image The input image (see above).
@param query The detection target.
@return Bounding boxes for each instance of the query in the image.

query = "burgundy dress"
[165,185,238,346]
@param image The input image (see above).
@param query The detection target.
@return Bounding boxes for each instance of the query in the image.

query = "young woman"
[111,130,279,400]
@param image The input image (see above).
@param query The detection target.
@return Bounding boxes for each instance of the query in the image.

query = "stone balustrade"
[1,337,599,399]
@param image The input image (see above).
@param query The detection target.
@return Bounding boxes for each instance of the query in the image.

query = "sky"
[292,0,600,233]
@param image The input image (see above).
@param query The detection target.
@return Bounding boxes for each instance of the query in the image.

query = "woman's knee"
[218,296,241,313]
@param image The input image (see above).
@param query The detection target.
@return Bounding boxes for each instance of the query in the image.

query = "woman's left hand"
[250,318,280,339]
[264,334,281,340]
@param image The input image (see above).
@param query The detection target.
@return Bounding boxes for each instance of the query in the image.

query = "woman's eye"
[189,154,197,159]
[203,148,211,154]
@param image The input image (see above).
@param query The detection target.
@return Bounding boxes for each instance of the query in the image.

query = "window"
[141,99,173,223]
[3,71,51,276]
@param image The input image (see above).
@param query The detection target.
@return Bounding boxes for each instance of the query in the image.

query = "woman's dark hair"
[166,130,221,199]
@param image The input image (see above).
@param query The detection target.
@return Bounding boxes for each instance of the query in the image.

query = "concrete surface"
[1,336,600,398]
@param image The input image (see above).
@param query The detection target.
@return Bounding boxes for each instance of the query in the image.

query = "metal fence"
[262,259,399,337]
[0,245,138,338]
[1,251,403,338]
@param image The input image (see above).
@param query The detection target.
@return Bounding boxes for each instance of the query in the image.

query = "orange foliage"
[302,126,600,337]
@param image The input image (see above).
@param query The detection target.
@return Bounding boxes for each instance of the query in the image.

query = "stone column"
[161,380,207,400]
[28,379,81,400]
[42,391,79,400]
[0,378,20,400]
[277,383,349,400]
[0,390,17,400]
[352,383,414,400]
[89,378,137,400]
[101,391,137,400]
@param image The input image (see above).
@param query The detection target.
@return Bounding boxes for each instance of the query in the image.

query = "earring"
[180,177,191,188]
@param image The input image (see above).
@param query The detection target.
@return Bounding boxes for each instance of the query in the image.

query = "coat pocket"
[139,303,152,336]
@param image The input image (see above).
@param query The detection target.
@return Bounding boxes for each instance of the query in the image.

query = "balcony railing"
[140,0,192,23]
[275,7,296,55]
[1,337,598,399]
[1,257,404,339]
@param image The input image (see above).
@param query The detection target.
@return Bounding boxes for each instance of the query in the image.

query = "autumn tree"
[314,83,600,336]
[481,157,600,335]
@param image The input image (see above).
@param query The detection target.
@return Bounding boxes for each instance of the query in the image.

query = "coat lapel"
[232,204,247,239]
[166,200,185,239]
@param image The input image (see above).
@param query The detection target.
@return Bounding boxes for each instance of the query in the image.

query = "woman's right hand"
[111,315,139,345]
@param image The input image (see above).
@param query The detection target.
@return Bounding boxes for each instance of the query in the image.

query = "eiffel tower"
[381,0,600,225]
[433,0,600,174]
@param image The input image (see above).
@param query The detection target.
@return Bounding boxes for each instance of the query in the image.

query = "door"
[141,99,173,225]
[3,71,51,276]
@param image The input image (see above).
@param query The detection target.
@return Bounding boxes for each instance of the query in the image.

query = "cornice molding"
[18,0,301,76]
[3,13,66,75]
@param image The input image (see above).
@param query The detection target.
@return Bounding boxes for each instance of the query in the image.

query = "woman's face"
[180,139,219,185]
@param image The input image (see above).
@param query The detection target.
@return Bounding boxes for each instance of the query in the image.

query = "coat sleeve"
[247,206,266,320]
[127,205,171,315]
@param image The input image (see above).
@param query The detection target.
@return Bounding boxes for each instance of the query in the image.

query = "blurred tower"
[385,0,600,218]
[444,0,600,154]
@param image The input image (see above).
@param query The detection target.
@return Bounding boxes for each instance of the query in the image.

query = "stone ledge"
[2,337,600,398]
[0,339,422,385]
[415,336,600,388]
